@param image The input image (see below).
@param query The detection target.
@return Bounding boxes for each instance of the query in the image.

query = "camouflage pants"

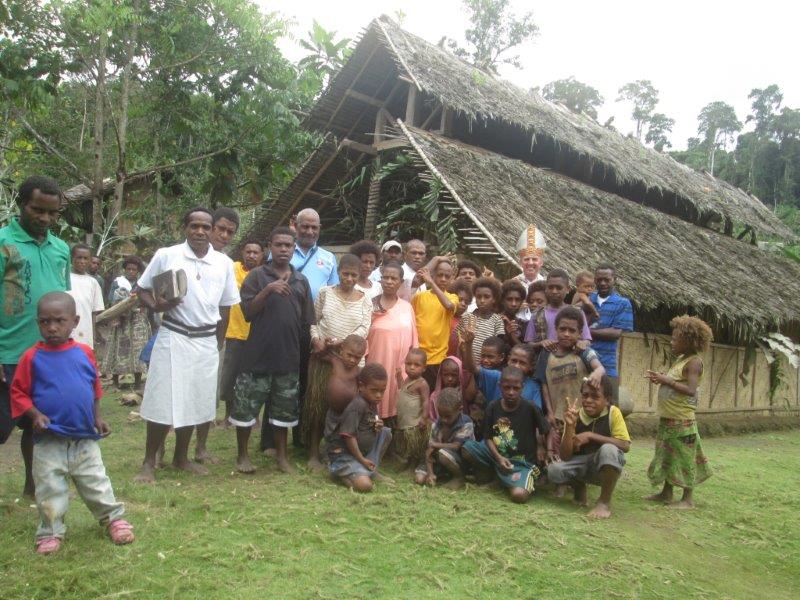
[229,372,299,428]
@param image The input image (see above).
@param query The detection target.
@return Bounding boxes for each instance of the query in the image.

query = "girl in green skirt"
[645,315,712,509]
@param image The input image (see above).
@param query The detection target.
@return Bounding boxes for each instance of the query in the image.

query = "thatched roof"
[307,16,791,240]
[396,122,800,339]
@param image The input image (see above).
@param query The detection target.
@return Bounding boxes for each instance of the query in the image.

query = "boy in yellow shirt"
[411,257,458,390]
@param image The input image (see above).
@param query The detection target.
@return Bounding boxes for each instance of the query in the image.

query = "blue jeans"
[33,434,124,540]
[329,427,392,479]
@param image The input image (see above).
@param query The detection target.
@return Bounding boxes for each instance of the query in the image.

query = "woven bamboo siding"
[619,333,800,415]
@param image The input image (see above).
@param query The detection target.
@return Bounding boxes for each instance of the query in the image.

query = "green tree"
[644,112,674,152]
[747,84,782,136]
[540,77,604,120]
[298,20,351,91]
[445,0,539,74]
[697,101,741,175]
[616,79,658,141]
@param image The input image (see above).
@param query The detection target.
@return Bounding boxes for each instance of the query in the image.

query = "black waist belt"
[162,314,217,338]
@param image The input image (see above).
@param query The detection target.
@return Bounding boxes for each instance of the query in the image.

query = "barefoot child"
[394,349,431,470]
[325,364,393,493]
[644,315,712,509]
[548,376,631,518]
[462,366,550,503]
[305,254,372,470]
[571,270,599,326]
[415,388,474,489]
[10,292,134,554]
[230,226,315,474]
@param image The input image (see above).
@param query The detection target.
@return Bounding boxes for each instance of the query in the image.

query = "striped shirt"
[310,286,373,365]
[459,311,505,365]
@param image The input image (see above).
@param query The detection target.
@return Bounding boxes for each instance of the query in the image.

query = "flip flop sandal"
[35,537,61,555]
[107,519,135,545]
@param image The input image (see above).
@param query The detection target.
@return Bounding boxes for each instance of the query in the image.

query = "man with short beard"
[399,239,427,301]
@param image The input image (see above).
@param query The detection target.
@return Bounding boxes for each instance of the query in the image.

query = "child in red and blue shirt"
[11,291,134,554]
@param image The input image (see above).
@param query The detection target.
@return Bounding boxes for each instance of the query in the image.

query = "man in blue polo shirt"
[0,175,70,498]
[261,207,337,452]
[589,264,634,402]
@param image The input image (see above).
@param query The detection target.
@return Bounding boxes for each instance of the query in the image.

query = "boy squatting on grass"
[547,376,631,519]
[462,366,551,504]
[10,292,134,554]
[324,363,393,493]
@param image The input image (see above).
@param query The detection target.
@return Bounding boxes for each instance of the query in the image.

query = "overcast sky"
[257,0,799,151]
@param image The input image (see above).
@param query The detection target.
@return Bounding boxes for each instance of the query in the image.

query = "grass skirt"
[647,418,711,489]
[300,356,332,443]
[393,424,430,462]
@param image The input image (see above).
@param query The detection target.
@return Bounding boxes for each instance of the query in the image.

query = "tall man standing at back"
[0,176,70,498]
[260,208,337,453]
[134,207,239,483]
[589,264,634,402]
[194,206,239,464]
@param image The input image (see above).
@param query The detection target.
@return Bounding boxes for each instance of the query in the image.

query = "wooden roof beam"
[345,89,384,108]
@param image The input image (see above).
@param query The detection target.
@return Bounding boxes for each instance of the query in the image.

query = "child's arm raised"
[559,398,580,460]
[459,323,479,374]
[419,267,454,312]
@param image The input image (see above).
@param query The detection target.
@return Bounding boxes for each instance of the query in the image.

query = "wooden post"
[405,83,418,127]
[440,106,453,136]
[374,109,387,146]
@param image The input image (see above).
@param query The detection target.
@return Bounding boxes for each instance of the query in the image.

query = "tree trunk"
[91,29,108,243]
[110,2,139,231]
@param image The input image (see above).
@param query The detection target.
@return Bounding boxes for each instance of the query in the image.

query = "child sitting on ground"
[571,270,599,326]
[394,349,431,471]
[644,315,713,509]
[447,278,473,356]
[325,363,393,493]
[458,277,504,366]
[415,388,475,489]
[499,279,529,347]
[428,356,477,421]
[535,306,605,465]
[10,292,134,555]
[547,376,631,518]
[461,366,550,503]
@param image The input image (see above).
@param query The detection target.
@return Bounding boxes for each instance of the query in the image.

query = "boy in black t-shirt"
[461,366,550,503]
[325,364,392,493]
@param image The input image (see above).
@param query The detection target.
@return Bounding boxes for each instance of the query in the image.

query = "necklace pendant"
[196,273,201,280]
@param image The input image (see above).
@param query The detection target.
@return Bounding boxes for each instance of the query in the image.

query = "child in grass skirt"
[645,315,712,509]
[393,349,430,469]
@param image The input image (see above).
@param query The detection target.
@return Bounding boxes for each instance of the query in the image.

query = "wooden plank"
[373,108,388,145]
[375,138,411,151]
[405,83,418,127]
[341,138,377,155]
[345,89,384,108]
[440,106,453,136]
[420,103,442,130]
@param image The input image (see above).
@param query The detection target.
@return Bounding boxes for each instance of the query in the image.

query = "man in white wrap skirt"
[133,207,239,483]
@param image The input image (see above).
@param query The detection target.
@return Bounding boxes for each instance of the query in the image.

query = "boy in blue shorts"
[462,366,550,503]
[11,292,133,554]
[325,364,392,493]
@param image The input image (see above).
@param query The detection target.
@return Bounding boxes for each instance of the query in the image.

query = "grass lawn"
[1,394,799,599]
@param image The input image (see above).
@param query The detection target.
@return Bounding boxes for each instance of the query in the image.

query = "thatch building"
[243,16,800,416]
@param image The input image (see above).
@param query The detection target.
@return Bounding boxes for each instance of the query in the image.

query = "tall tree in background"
[644,113,675,152]
[443,0,539,74]
[298,20,351,93]
[616,80,658,141]
[747,85,783,136]
[697,101,741,176]
[540,77,604,120]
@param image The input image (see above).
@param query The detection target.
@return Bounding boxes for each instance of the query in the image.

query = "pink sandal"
[35,537,61,555]
[107,519,135,545]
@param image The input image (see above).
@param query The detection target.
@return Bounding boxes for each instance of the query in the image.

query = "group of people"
[0,176,713,556]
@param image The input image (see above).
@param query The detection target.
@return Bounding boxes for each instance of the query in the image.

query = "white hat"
[381,240,402,252]
[516,224,546,257]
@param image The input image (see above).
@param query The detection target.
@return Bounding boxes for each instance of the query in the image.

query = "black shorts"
[219,339,247,404]
[1,364,31,444]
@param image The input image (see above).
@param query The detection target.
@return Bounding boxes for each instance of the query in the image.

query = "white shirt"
[355,280,383,300]
[514,271,546,321]
[68,273,105,348]
[138,241,240,327]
